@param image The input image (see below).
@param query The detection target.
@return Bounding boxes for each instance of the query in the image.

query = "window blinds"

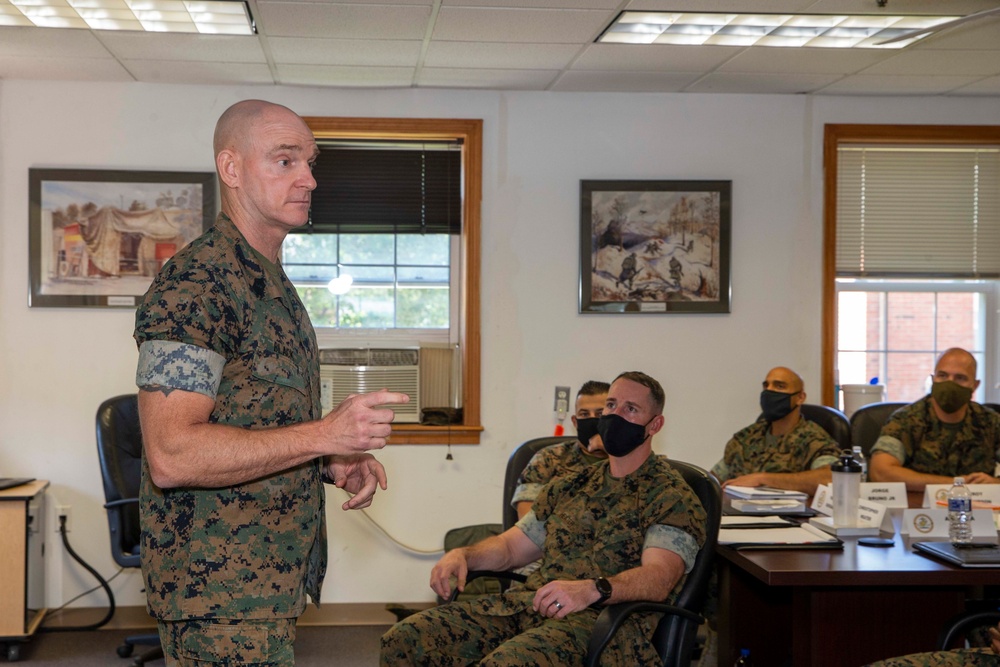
[836,145,1000,277]
[304,139,462,235]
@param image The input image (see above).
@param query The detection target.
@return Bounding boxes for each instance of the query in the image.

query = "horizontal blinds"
[836,146,1000,277]
[304,140,462,235]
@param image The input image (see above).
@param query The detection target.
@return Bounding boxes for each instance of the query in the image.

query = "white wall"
[1,81,998,609]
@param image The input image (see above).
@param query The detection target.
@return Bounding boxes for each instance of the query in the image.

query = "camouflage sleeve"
[644,524,700,573]
[136,340,226,398]
[645,468,707,565]
[710,458,729,481]
[515,510,546,550]
[805,426,843,469]
[811,454,839,469]
[871,435,906,463]
[510,447,562,508]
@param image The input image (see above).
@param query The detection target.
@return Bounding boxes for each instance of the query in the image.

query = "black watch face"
[596,577,612,597]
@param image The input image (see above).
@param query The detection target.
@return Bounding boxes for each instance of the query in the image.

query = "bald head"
[763,367,803,394]
[213,100,302,157]
[936,348,977,379]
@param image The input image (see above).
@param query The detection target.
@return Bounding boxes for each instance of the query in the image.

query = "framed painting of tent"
[28,168,216,308]
[579,179,731,314]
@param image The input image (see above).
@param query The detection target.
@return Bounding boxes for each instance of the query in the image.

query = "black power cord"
[39,515,116,633]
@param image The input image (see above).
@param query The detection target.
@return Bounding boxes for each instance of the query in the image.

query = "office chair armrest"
[937,609,1000,650]
[584,601,702,667]
[446,570,528,603]
[104,497,140,509]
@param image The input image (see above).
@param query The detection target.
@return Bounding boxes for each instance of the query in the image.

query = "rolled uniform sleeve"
[871,435,906,463]
[811,454,840,469]
[710,458,729,481]
[644,524,700,574]
[515,510,546,551]
[136,340,226,398]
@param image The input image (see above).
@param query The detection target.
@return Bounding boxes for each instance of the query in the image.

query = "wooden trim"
[820,124,1000,407]
[302,118,483,444]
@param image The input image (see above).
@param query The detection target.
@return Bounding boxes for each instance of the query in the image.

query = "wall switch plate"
[554,386,571,414]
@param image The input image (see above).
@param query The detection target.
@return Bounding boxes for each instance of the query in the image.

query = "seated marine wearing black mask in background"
[869,347,1000,492]
[711,366,841,495]
[380,371,706,667]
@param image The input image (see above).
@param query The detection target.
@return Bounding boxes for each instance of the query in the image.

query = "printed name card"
[901,508,998,540]
[923,484,1000,509]
[811,484,832,515]
[857,499,893,532]
[860,482,908,508]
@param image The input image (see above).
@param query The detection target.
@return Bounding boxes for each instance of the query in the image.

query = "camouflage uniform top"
[510,441,604,508]
[711,417,841,481]
[133,213,326,622]
[511,453,704,598]
[871,396,1000,477]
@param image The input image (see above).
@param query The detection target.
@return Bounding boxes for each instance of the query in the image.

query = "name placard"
[923,484,1000,509]
[860,482,907,508]
[902,508,998,540]
[811,484,833,516]
[857,499,893,532]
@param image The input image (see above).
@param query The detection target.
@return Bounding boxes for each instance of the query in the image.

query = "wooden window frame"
[303,117,483,444]
[821,124,1000,406]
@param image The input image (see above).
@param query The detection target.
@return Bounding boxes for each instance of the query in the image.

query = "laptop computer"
[0,477,35,492]
[913,540,1000,568]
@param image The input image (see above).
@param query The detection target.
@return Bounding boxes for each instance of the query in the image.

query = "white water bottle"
[947,476,973,545]
[851,446,868,483]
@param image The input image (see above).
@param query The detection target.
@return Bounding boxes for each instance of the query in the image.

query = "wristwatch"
[594,576,612,604]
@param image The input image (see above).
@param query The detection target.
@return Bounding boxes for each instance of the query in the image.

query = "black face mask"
[575,417,601,449]
[760,390,797,422]
[597,413,651,457]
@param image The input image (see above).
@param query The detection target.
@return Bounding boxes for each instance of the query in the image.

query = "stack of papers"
[718,522,842,550]
[725,486,808,514]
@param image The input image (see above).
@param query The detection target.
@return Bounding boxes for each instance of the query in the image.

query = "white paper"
[860,482,908,508]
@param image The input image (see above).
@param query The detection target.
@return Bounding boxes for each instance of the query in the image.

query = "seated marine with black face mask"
[710,366,841,495]
[869,347,1000,492]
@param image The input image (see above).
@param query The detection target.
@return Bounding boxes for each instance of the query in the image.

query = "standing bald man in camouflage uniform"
[134,100,409,666]
[870,348,1000,491]
[380,371,706,666]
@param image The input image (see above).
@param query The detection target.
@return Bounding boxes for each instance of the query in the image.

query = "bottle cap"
[831,449,862,473]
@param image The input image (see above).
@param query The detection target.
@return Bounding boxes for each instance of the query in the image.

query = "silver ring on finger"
[553,601,562,610]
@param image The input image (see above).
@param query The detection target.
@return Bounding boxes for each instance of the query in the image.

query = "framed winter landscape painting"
[579,179,731,314]
[29,168,215,308]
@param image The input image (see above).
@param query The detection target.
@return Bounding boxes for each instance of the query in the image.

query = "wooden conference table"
[716,506,1000,667]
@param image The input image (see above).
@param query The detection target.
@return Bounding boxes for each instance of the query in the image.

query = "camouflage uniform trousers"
[380,598,633,667]
[157,618,296,666]
[865,648,999,667]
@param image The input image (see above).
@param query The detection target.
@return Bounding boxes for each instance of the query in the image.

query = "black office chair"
[800,404,852,450]
[936,602,1000,651]
[502,436,576,530]
[983,403,1000,414]
[96,394,163,666]
[457,459,722,667]
[849,401,908,457]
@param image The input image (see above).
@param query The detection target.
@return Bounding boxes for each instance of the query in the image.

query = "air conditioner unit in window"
[319,347,420,423]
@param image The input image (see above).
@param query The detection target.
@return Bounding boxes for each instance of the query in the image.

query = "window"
[297,117,482,444]
[823,125,1000,407]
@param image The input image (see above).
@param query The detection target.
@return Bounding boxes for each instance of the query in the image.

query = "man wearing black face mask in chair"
[380,371,706,667]
[869,347,1000,492]
[711,366,840,495]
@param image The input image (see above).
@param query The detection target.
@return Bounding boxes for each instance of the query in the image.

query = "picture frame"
[28,168,216,308]
[580,179,731,314]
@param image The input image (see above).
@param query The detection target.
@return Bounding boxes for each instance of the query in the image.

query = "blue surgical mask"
[597,413,651,457]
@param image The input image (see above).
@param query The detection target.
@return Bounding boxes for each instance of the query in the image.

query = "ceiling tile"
[684,72,842,94]
[817,74,983,95]
[424,41,580,69]
[719,47,885,75]
[259,3,432,39]
[949,75,1000,95]
[268,37,422,66]
[418,67,558,89]
[0,26,112,59]
[433,7,610,43]
[859,50,1000,77]
[550,69,702,92]
[99,33,266,63]
[0,56,132,81]
[573,43,739,72]
[911,17,1000,50]
[123,60,274,85]
[277,64,415,87]
[443,0,620,8]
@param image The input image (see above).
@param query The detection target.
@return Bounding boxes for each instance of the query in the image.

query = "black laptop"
[913,541,1000,568]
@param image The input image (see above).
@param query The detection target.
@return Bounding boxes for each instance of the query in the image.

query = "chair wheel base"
[117,644,134,658]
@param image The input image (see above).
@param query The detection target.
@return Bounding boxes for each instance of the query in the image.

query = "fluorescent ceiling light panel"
[599,11,957,48]
[0,0,253,32]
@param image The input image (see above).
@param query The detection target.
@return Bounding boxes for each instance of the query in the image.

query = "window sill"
[389,424,483,445]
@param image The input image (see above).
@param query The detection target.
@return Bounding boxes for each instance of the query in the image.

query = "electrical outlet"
[56,504,71,532]
[554,386,571,415]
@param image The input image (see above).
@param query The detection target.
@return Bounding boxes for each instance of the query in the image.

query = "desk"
[0,480,48,661]
[717,521,997,667]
